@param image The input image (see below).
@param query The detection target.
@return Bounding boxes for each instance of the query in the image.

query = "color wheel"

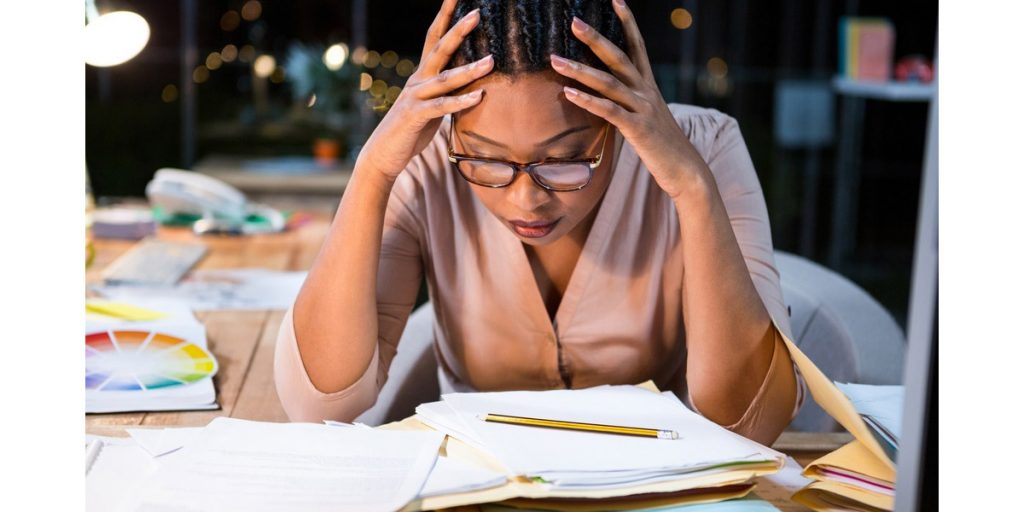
[85,330,217,391]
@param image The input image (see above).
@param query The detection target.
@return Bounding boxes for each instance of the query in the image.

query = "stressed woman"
[274,0,804,445]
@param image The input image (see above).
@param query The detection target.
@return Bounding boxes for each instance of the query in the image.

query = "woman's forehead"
[456,72,601,137]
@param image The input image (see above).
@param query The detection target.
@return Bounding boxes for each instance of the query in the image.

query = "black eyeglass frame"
[446,115,611,192]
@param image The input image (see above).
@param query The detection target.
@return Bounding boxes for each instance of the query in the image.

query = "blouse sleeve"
[273,161,429,423]
[674,106,807,444]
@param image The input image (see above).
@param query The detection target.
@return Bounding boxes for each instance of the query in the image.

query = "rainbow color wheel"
[85,330,217,391]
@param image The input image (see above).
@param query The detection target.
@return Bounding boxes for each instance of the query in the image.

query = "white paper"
[94,268,306,311]
[132,417,444,512]
[419,455,507,497]
[440,385,783,488]
[127,427,203,457]
[87,442,160,512]
[836,382,904,442]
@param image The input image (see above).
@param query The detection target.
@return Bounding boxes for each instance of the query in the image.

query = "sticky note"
[86,300,168,321]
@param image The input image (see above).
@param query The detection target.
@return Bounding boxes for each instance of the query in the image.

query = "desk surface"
[85,211,848,511]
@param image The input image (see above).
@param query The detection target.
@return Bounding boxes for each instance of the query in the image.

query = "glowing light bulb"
[323,43,348,71]
[84,11,150,67]
[254,54,276,78]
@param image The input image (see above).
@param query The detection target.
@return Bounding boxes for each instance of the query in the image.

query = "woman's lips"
[509,218,561,238]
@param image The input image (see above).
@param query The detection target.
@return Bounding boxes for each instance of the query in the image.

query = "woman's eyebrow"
[462,125,592,149]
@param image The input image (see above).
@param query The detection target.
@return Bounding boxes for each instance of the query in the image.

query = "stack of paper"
[411,384,786,510]
[795,440,895,511]
[780,354,902,512]
[86,299,218,413]
[87,418,445,512]
[791,383,903,511]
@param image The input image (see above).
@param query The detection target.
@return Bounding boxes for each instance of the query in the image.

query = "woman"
[275,0,804,445]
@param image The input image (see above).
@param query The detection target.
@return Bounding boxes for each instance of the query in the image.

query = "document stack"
[410,383,787,510]
[86,418,445,512]
[792,384,902,512]
[774,329,902,512]
[85,299,218,413]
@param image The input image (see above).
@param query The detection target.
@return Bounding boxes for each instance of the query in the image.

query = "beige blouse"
[275,103,805,444]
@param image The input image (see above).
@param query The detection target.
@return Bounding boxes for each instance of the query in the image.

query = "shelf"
[832,76,936,102]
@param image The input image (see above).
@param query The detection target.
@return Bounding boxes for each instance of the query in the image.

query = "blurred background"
[85,0,937,327]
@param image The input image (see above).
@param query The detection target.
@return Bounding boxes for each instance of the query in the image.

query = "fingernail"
[550,54,567,69]
[613,0,626,8]
[473,54,492,69]
[464,8,480,22]
[468,89,483,99]
[563,86,580,99]
[572,16,589,32]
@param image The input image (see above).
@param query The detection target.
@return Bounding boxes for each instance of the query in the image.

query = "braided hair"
[445,0,627,76]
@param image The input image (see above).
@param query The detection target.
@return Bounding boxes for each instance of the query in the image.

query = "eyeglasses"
[447,116,611,192]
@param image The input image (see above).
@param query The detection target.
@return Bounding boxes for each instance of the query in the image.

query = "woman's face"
[453,71,615,246]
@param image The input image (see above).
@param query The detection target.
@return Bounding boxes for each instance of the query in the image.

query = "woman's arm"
[670,116,797,442]
[275,1,494,421]
[548,3,797,443]
[290,164,403,394]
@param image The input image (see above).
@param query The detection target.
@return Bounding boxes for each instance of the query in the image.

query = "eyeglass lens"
[456,160,591,191]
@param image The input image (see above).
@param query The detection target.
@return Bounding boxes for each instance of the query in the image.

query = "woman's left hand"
[550,0,707,200]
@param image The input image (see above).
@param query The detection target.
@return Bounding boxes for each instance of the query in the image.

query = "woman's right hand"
[356,0,494,182]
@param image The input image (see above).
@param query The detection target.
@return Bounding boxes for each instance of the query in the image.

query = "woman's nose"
[506,169,552,212]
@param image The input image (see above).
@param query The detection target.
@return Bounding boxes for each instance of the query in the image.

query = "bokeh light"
[323,43,348,71]
[221,44,238,62]
[396,59,416,77]
[253,54,276,78]
[670,8,693,30]
[193,65,210,83]
[707,57,728,78]
[359,73,373,91]
[206,52,223,70]
[364,50,381,68]
[381,51,399,69]
[350,46,367,66]
[369,79,387,98]
[241,0,262,22]
[270,67,285,83]
[239,45,256,63]
[307,94,317,108]
[161,84,178,103]
[84,11,150,67]
[220,10,240,31]
[385,86,402,103]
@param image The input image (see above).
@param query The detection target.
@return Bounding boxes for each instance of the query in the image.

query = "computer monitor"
[894,81,938,510]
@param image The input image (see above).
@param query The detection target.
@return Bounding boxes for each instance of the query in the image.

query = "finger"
[420,0,460,64]
[550,54,642,112]
[610,0,655,81]
[562,86,632,128]
[422,8,480,76]
[570,16,643,87]
[415,55,494,99]
[417,89,484,119]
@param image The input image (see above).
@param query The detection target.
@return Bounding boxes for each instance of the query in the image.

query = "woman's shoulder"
[661,103,752,172]
[665,104,739,147]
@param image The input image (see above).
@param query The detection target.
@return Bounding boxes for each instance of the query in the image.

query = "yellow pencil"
[479,413,679,440]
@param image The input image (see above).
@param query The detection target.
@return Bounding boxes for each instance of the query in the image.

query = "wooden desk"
[85,212,849,510]
[86,213,333,432]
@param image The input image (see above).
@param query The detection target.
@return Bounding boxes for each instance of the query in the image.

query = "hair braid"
[445,0,626,76]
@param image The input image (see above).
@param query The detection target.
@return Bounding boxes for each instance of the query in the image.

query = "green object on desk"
[151,206,288,229]
[151,206,202,226]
